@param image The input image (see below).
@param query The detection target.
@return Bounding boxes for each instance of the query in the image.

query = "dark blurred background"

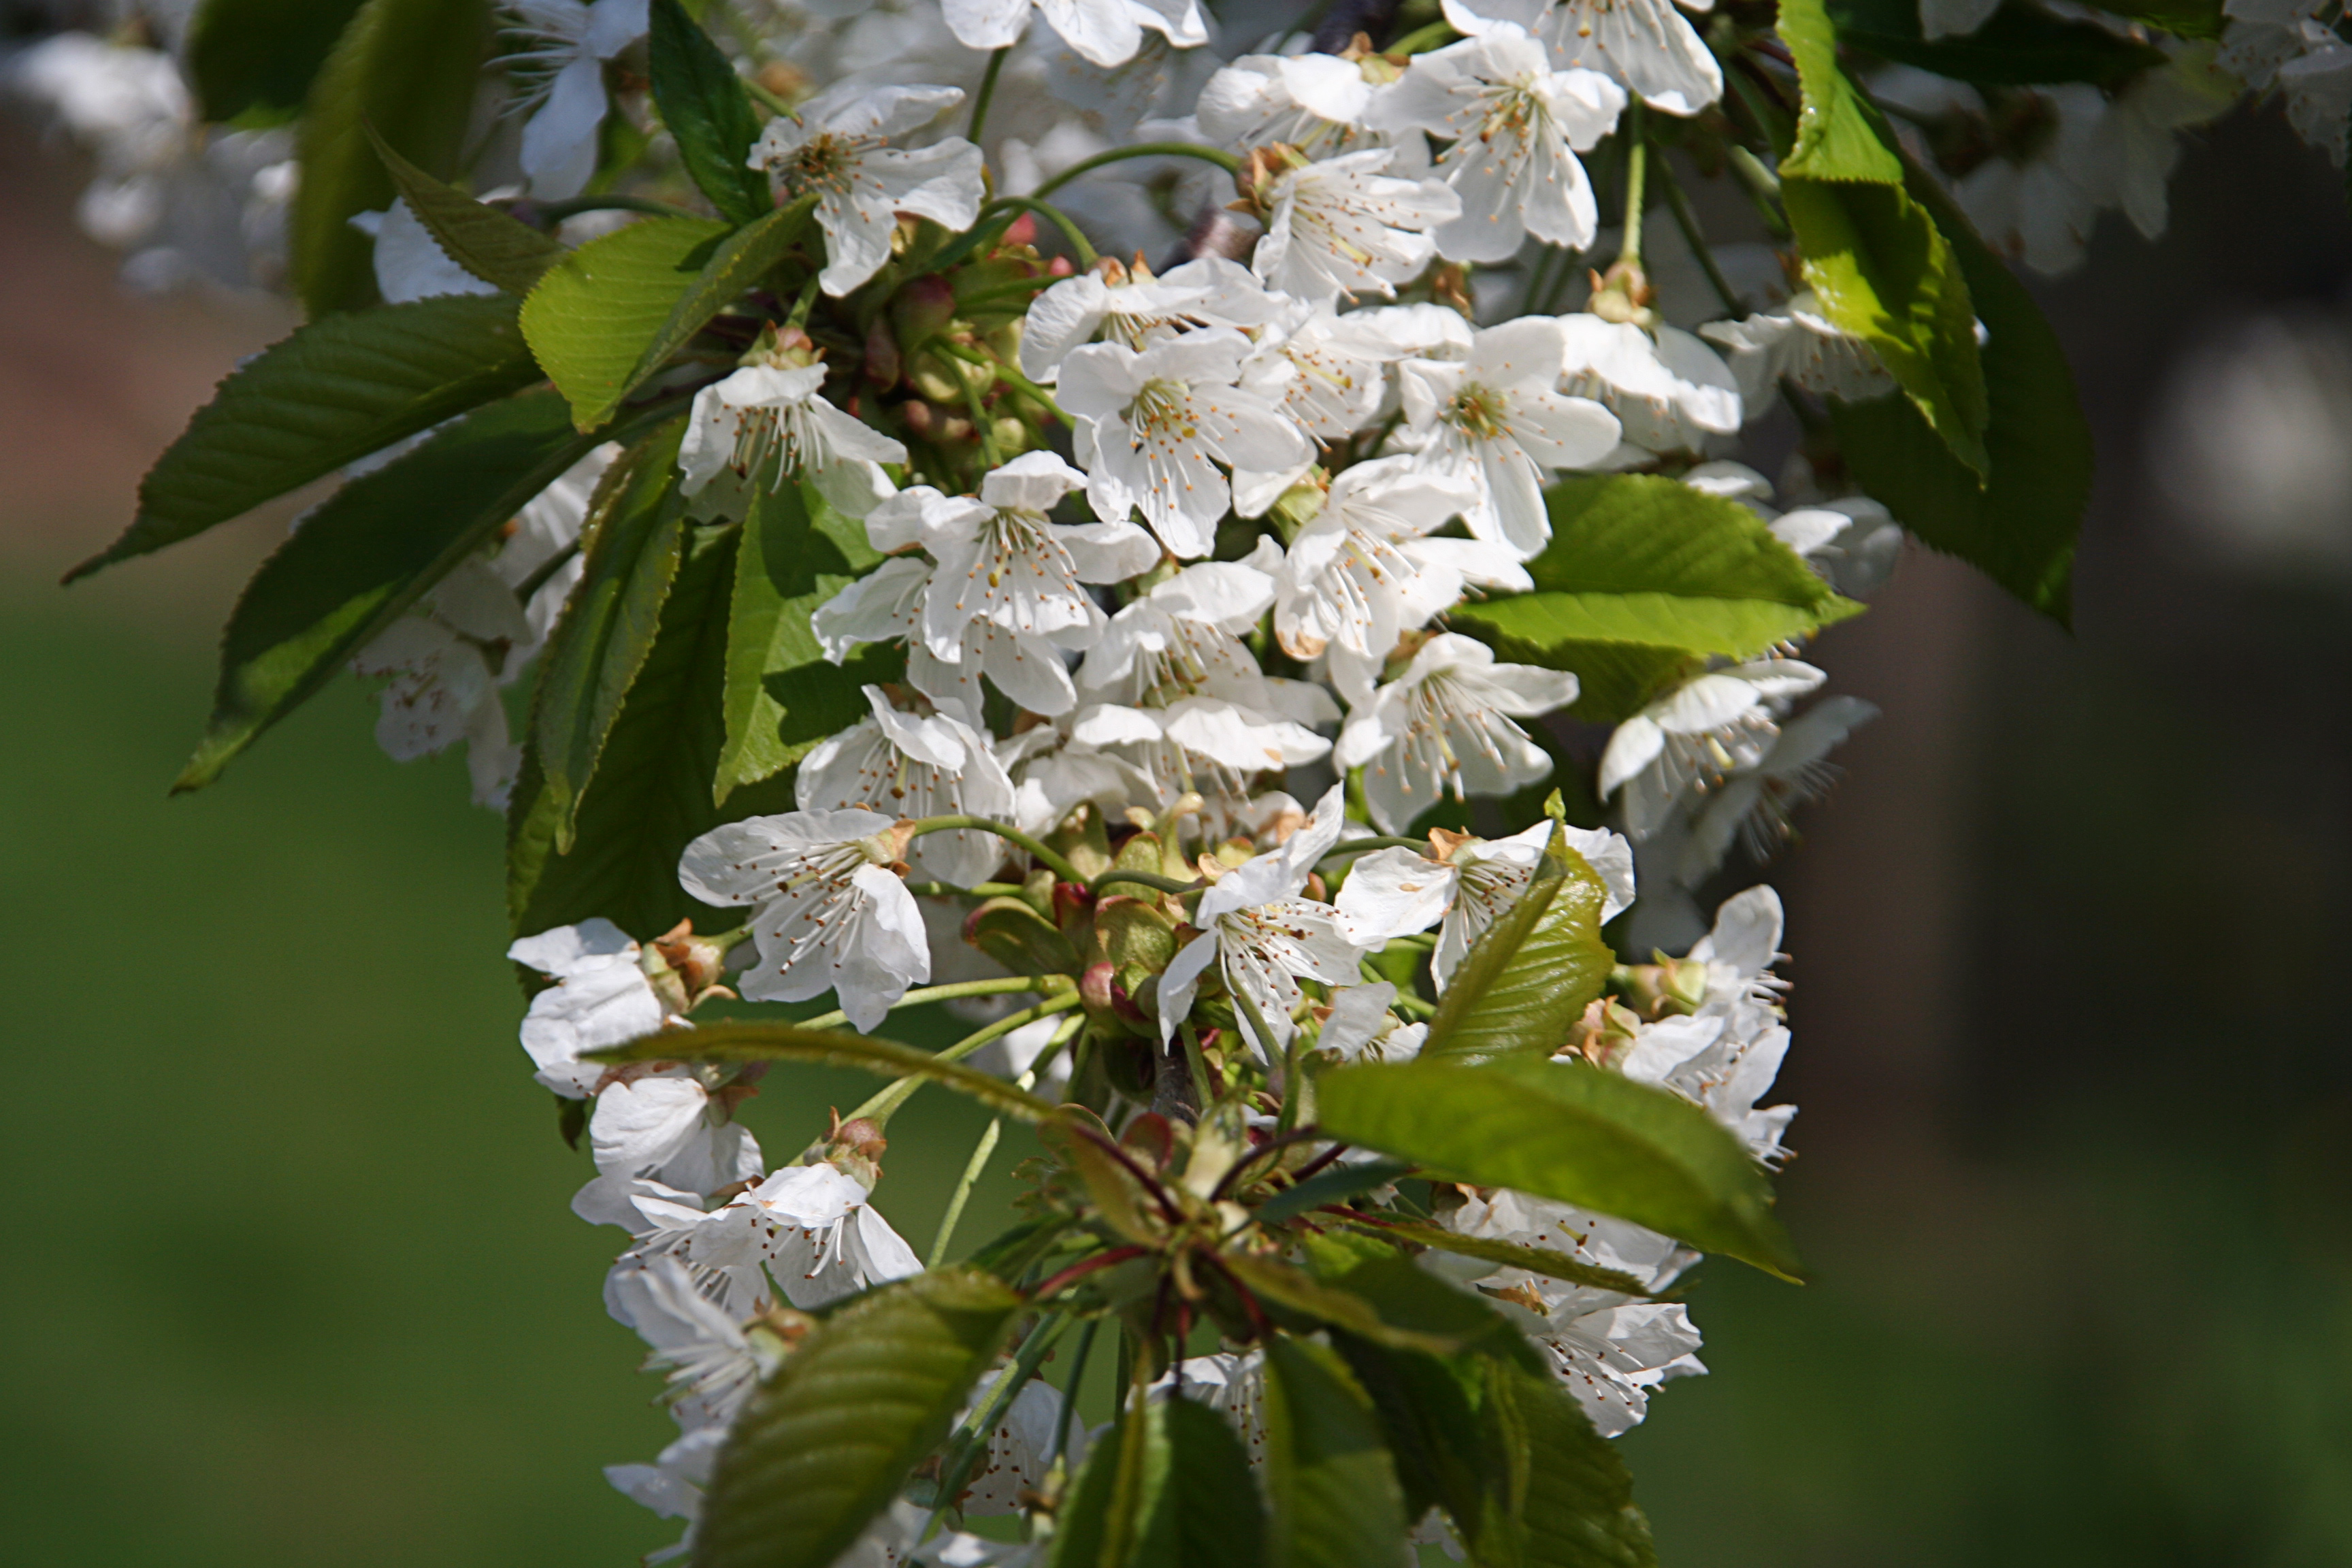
[3,93,2349,1568]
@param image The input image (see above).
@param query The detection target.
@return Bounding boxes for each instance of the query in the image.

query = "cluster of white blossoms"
[45,0,2337,1556]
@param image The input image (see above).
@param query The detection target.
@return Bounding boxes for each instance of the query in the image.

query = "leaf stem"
[902,814,1088,885]
[1030,142,1241,201]
[1051,1318,1100,1464]
[740,74,797,121]
[903,880,1032,899]
[1315,836,1424,863]
[1618,100,1648,274]
[842,989,1083,1125]
[1090,869,1205,898]
[928,1115,1002,1267]
[977,195,1099,267]
[1654,156,1744,317]
[796,973,1043,1032]
[1388,20,1457,52]
[968,46,1011,144]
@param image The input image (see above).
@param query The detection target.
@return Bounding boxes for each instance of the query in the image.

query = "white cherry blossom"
[504,0,649,199]
[957,1369,1090,1514]
[1700,291,1899,414]
[677,807,931,1028]
[749,86,985,297]
[1438,0,1722,116]
[609,1254,775,1432]
[605,1424,724,1563]
[1250,147,1460,304]
[1314,980,1428,1062]
[1396,317,1622,557]
[1680,694,1879,881]
[1019,256,1281,384]
[796,686,1019,888]
[679,355,907,517]
[1598,659,1827,838]
[941,0,1207,69]
[1554,313,1743,459]
[1368,27,1627,263]
[1196,51,1427,167]
[1060,329,1316,557]
[1332,633,1583,834]
[1156,785,1364,1058]
[1272,458,1522,702]
[509,918,669,1097]
[1337,818,1635,989]
[588,1068,766,1196]
[1439,1186,1705,1435]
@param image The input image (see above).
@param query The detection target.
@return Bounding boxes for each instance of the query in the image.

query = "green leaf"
[519,215,732,430]
[532,427,690,851]
[1829,161,2090,622]
[1298,1231,1545,1375]
[176,387,605,791]
[1262,1336,1412,1568]
[1325,1335,1490,1540]
[1250,1158,1413,1224]
[1051,1395,1269,1568]
[590,1022,1062,1122]
[1316,1056,1802,1280]
[693,1269,1021,1568]
[1827,0,2170,86]
[1222,1254,1463,1358]
[1333,1216,1650,1298]
[717,480,900,803]
[1421,823,1613,1064]
[1482,1360,1658,1568]
[186,0,368,123]
[1777,0,1904,183]
[1784,174,1990,478]
[365,127,567,294]
[1448,476,1862,722]
[649,0,775,225]
[291,0,493,316]
[507,521,800,938]
[70,294,542,583]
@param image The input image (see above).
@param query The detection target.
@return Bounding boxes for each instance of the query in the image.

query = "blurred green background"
[4,103,2351,1568]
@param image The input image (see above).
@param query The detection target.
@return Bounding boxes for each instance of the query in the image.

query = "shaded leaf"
[591,1022,1060,1123]
[1251,1158,1413,1224]
[532,425,689,850]
[519,214,732,429]
[1051,1393,1269,1568]
[366,126,567,294]
[1298,1231,1544,1375]
[1220,1254,1463,1357]
[1316,1056,1801,1280]
[693,1269,1020,1568]
[717,478,900,804]
[291,0,493,316]
[1420,822,1613,1064]
[186,0,368,123]
[1262,1336,1412,1568]
[1482,1360,1658,1568]
[1448,476,1861,722]
[72,294,542,582]
[176,387,606,791]
[507,521,800,938]
[649,0,774,225]
[1830,159,2090,622]
[1828,0,2170,86]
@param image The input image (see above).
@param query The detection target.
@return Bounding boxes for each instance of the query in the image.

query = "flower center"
[1445,382,1509,442]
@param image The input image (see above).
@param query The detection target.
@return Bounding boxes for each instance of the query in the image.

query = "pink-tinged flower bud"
[891,274,958,353]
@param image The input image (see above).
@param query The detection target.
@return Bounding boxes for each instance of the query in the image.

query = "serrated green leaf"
[186,0,368,123]
[519,214,731,428]
[1316,1056,1801,1280]
[593,1022,1061,1121]
[70,294,542,583]
[291,0,493,316]
[1827,0,2170,86]
[1448,476,1862,721]
[507,521,800,938]
[693,1269,1021,1568]
[1829,158,2089,622]
[1325,1334,1489,1540]
[176,387,607,792]
[1222,1254,1465,1358]
[718,480,901,802]
[1784,174,1990,477]
[649,0,775,225]
[1778,0,1904,183]
[1298,1231,1544,1375]
[365,126,567,294]
[1483,1360,1657,1568]
[1333,1216,1650,1298]
[1051,1394,1269,1568]
[1420,823,1613,1063]
[533,425,689,850]
[1262,1337,1411,1568]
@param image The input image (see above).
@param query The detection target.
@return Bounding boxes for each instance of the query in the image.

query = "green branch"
[902,813,1088,885]
[1030,141,1241,201]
